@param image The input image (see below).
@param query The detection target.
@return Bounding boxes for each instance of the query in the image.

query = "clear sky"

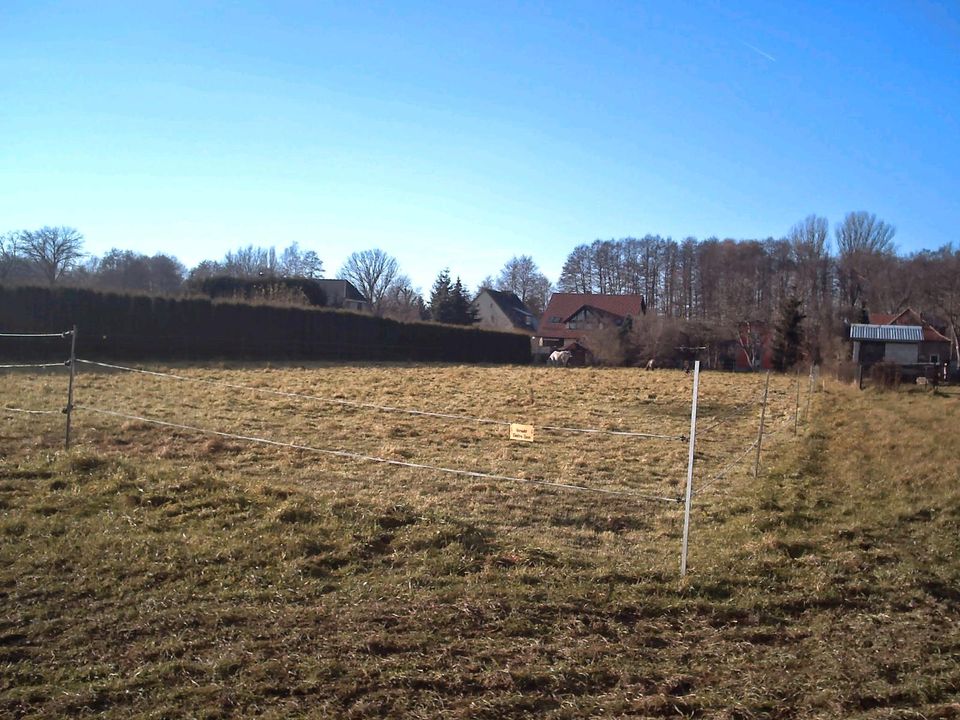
[2,1,958,294]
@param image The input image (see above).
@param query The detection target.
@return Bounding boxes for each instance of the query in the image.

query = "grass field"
[2,363,959,718]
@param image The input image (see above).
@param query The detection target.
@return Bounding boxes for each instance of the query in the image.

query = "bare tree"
[558,244,594,293]
[914,245,960,365]
[279,242,324,278]
[337,248,399,313]
[222,245,278,277]
[0,231,25,281]
[835,211,896,256]
[788,215,833,360]
[835,211,896,311]
[19,226,85,284]
[495,255,553,317]
[380,275,427,322]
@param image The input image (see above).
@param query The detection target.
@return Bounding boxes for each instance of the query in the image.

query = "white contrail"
[742,41,776,62]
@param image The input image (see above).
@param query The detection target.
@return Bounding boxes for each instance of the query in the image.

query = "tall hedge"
[0,285,531,364]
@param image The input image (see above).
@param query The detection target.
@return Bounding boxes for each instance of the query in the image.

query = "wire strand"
[75,358,687,441]
[74,404,682,504]
[3,406,62,416]
[694,437,760,497]
[698,388,765,435]
[0,331,70,338]
[0,362,67,369]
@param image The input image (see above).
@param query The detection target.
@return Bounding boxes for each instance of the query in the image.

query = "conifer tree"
[772,296,805,371]
[429,269,477,325]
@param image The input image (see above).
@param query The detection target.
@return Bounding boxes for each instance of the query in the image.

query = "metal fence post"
[679,360,701,578]
[754,371,770,481]
[64,325,77,450]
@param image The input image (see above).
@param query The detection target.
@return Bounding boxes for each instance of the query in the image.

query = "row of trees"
[557,212,959,363]
[0,226,542,326]
[4,215,958,363]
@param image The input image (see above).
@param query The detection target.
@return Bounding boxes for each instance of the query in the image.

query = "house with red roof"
[535,293,646,364]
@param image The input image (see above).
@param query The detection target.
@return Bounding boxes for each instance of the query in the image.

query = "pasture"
[1,363,959,718]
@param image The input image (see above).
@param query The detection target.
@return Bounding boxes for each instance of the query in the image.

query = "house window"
[930,354,940,364]
[550,316,562,323]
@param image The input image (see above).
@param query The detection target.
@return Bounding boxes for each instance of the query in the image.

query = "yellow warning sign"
[509,423,535,442]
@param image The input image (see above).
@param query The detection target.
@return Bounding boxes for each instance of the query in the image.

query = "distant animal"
[549,350,572,367]
[645,358,655,370]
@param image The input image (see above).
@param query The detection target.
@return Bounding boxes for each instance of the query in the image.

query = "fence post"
[804,364,816,421]
[64,325,77,450]
[754,371,770,481]
[794,367,801,436]
[679,360,701,578]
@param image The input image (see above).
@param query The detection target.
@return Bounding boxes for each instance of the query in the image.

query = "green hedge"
[0,285,531,364]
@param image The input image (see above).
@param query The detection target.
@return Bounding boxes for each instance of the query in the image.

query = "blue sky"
[2,1,958,293]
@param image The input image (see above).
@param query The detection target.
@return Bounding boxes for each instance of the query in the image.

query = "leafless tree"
[221,245,278,277]
[338,248,399,313]
[835,211,896,311]
[19,226,85,284]
[380,275,427,322]
[788,215,833,360]
[279,242,324,278]
[558,244,594,293]
[496,255,553,317]
[914,245,960,365]
[0,231,25,281]
[835,211,896,256]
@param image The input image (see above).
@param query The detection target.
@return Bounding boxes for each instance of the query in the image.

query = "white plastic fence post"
[754,371,770,481]
[794,367,801,436]
[64,325,77,450]
[679,360,701,578]
[804,364,815,421]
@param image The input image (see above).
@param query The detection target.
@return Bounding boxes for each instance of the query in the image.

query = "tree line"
[0,227,549,327]
[558,212,959,363]
[3,214,958,362]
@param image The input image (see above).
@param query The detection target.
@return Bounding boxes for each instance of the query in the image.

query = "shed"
[852,308,951,369]
[850,324,924,364]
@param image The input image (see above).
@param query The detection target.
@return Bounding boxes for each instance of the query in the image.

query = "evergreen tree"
[772,296,805,371]
[429,269,454,323]
[450,276,478,325]
[429,269,477,325]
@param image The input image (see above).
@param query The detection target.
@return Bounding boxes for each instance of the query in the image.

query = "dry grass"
[1,363,958,718]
